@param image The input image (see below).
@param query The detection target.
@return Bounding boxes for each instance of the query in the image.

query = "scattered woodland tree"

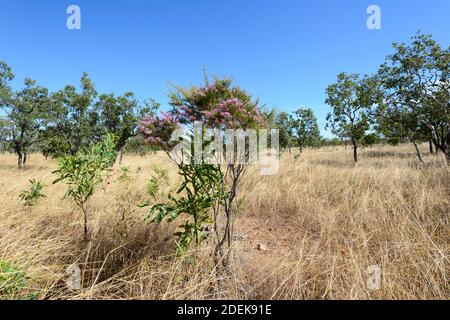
[95,93,154,163]
[0,31,447,171]
[0,62,14,108]
[38,73,151,161]
[291,107,321,153]
[1,64,153,166]
[376,33,450,164]
[325,73,375,163]
[275,111,294,152]
[42,73,99,158]
[0,70,50,168]
[374,107,408,146]
[0,117,11,152]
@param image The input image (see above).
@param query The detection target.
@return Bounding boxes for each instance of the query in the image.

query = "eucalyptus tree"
[0,76,50,168]
[0,118,10,152]
[376,33,450,164]
[275,111,294,152]
[42,73,100,158]
[95,92,154,162]
[0,62,14,153]
[292,107,321,153]
[0,61,13,94]
[325,73,375,163]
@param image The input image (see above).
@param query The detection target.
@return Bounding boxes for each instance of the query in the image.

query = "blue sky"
[1,0,449,136]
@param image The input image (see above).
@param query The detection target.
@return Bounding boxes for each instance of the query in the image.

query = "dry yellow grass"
[0,144,448,300]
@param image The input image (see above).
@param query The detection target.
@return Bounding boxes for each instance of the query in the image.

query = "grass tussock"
[0,144,448,300]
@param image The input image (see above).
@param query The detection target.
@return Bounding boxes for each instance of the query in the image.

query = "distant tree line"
[0,32,448,167]
[322,32,449,163]
[266,33,448,164]
[0,64,156,168]
[271,107,323,153]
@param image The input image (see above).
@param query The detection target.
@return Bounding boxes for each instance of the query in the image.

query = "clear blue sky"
[1,0,449,136]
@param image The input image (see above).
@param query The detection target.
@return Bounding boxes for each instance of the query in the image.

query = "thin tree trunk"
[82,204,88,241]
[429,139,434,154]
[352,139,358,163]
[434,141,440,153]
[215,164,242,268]
[23,153,27,165]
[17,152,23,169]
[413,141,424,164]
[119,146,124,164]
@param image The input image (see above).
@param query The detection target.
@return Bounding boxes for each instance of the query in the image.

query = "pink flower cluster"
[140,81,267,148]
[176,104,203,123]
[211,98,265,128]
[204,98,243,126]
[175,96,265,128]
[195,82,218,98]
[139,112,180,148]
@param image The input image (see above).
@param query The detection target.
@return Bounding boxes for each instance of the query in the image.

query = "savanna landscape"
[0,1,449,303]
[0,144,448,300]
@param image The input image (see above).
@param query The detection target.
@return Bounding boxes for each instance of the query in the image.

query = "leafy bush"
[361,133,380,147]
[0,260,36,300]
[145,163,224,255]
[146,166,169,199]
[53,133,117,240]
[19,179,46,206]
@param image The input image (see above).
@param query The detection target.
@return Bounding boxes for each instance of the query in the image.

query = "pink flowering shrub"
[170,78,266,129]
[139,75,268,262]
[140,76,267,150]
[139,112,180,151]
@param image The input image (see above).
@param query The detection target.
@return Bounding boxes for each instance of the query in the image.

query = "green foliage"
[146,166,169,199]
[376,32,450,164]
[42,73,99,158]
[0,61,13,110]
[142,133,225,255]
[325,73,376,162]
[53,133,117,206]
[53,133,117,239]
[0,61,14,86]
[361,133,380,147]
[292,107,322,151]
[95,93,155,153]
[117,166,131,183]
[125,134,156,155]
[141,76,265,261]
[0,61,14,104]
[273,108,322,153]
[41,74,155,159]
[0,260,36,300]
[275,111,295,151]
[19,179,46,206]
[145,163,224,255]
[325,137,345,146]
[0,69,51,168]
